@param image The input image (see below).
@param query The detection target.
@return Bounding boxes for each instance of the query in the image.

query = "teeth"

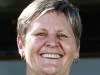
[41,54,61,59]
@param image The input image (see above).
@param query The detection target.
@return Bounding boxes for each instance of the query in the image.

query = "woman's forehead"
[29,11,73,35]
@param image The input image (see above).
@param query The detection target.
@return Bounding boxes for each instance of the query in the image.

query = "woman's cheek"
[62,39,74,51]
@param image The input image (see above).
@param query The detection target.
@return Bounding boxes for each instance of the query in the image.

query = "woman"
[17,0,82,75]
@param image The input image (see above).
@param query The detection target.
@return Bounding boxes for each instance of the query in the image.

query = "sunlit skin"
[17,11,79,75]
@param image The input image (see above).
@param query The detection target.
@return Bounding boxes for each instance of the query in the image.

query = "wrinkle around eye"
[34,32,47,38]
[57,34,69,39]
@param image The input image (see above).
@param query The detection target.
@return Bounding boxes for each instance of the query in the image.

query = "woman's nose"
[45,36,59,48]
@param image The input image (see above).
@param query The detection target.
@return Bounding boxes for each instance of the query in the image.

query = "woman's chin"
[37,56,63,74]
[40,66,60,75]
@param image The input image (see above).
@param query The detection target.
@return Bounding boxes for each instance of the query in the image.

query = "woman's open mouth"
[40,53,63,59]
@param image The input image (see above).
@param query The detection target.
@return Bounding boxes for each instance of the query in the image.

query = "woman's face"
[18,11,79,75]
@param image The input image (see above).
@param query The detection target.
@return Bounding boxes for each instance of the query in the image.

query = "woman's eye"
[36,33,46,36]
[60,35,67,37]
[58,34,68,39]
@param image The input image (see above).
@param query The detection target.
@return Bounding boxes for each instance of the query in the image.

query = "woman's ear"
[17,35,25,58]
[74,45,80,59]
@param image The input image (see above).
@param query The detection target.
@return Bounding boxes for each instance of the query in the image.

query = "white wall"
[0,58,100,75]
[70,58,100,75]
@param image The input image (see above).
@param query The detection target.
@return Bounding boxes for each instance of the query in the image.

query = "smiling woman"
[17,0,82,75]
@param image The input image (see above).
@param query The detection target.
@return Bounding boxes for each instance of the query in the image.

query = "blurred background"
[0,0,100,75]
